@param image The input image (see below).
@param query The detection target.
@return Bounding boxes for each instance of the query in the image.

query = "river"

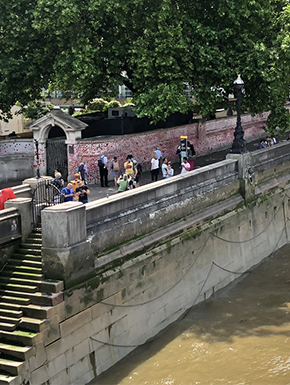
[90,245,290,385]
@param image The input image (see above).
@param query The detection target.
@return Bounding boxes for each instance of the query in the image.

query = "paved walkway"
[88,139,261,201]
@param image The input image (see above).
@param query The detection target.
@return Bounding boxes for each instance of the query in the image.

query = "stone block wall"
[28,186,290,384]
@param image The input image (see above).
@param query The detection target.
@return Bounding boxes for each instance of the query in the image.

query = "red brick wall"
[69,112,268,182]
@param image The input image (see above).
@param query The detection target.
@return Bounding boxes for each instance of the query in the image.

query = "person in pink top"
[180,157,191,174]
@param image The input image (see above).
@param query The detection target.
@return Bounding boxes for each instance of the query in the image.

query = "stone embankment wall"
[1,141,290,384]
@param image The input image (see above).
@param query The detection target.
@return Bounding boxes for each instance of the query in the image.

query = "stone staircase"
[0,231,64,384]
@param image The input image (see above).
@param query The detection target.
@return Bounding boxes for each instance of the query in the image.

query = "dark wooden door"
[46,139,68,180]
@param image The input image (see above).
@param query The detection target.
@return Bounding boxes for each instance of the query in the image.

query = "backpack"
[98,158,104,168]
[113,161,119,172]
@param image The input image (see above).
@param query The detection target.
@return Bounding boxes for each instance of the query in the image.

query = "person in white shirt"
[180,157,191,174]
[151,153,159,181]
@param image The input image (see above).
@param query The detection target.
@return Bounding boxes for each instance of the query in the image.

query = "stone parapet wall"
[42,159,240,282]
[29,187,290,384]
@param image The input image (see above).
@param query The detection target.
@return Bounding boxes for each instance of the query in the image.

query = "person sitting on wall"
[258,139,266,149]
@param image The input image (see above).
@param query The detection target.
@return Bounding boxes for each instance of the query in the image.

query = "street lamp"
[231,74,246,153]
[34,139,41,179]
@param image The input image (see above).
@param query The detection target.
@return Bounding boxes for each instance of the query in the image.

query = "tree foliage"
[1,0,290,131]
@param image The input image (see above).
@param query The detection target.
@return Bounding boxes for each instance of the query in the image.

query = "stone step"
[0,373,17,385]
[0,277,42,286]
[0,343,33,361]
[21,304,51,320]
[16,248,41,256]
[0,279,63,294]
[0,309,22,319]
[7,259,42,268]
[0,323,17,332]
[0,316,20,325]
[0,290,63,307]
[38,280,64,294]
[28,232,42,238]
[0,296,30,306]
[24,237,42,244]
[11,253,42,262]
[19,317,46,333]
[20,243,41,251]
[0,330,38,347]
[0,303,21,312]
[1,270,44,280]
[0,283,38,294]
[0,358,25,376]
[4,264,42,274]
[29,292,64,307]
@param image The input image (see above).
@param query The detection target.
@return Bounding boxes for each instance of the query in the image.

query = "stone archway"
[29,110,87,178]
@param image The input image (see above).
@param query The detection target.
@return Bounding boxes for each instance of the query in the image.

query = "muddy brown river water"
[91,245,290,385]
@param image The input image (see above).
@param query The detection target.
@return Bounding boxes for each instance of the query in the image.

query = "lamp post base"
[230,140,247,154]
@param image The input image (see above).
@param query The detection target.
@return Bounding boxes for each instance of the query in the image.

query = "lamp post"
[34,139,41,179]
[231,74,246,153]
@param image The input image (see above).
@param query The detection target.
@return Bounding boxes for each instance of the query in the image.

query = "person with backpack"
[97,152,109,187]
[110,156,120,187]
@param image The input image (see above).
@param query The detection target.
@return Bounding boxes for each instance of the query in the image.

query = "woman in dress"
[110,156,121,186]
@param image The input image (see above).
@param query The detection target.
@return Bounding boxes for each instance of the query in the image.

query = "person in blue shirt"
[61,183,74,202]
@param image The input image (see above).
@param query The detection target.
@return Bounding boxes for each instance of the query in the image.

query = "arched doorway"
[30,110,87,179]
[46,125,68,180]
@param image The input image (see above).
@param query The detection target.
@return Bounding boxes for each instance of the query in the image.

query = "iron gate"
[32,180,63,229]
[46,138,68,180]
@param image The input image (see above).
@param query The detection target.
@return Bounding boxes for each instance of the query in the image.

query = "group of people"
[98,153,142,192]
[52,170,90,204]
[258,135,277,149]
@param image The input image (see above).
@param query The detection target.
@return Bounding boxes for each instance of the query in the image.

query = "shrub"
[87,98,108,112]
[106,100,122,110]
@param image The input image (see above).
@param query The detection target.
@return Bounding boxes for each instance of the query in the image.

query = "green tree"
[1,0,290,132]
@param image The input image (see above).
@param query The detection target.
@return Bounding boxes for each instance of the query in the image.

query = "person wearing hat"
[110,156,121,187]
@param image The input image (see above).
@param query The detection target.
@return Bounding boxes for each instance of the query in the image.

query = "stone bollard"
[41,202,94,286]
